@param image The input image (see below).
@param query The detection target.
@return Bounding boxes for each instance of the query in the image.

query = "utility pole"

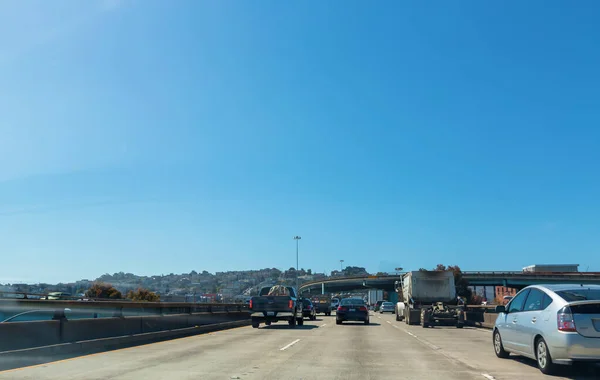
[293,236,301,291]
[340,259,344,273]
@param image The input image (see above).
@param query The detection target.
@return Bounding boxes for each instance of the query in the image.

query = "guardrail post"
[112,306,124,318]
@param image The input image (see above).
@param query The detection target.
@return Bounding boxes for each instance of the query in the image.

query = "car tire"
[311,315,316,321]
[265,321,271,326]
[493,330,509,359]
[364,318,369,325]
[297,317,304,326]
[336,319,342,325]
[288,318,296,328]
[252,321,260,329]
[456,323,464,329]
[536,337,557,375]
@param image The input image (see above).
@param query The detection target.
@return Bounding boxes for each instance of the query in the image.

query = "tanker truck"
[395,270,464,328]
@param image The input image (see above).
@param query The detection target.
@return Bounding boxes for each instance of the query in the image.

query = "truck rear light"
[288,300,293,309]
[359,306,368,312]
[249,299,253,309]
[337,306,346,312]
[557,306,577,332]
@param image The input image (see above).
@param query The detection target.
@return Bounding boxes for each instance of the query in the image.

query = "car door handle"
[512,319,518,324]
[531,317,537,323]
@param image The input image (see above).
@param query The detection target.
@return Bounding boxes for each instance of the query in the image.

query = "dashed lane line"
[279,339,301,351]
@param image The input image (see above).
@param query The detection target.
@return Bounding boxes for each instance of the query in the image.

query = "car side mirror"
[495,305,506,313]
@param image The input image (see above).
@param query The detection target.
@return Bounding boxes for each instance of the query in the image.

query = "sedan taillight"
[359,306,368,312]
[249,299,253,309]
[288,300,294,309]
[557,306,577,332]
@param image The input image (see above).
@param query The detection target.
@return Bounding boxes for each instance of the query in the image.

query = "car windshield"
[2,2,597,378]
[341,299,365,306]
[555,289,600,302]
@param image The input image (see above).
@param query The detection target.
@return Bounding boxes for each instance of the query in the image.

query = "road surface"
[0,312,597,379]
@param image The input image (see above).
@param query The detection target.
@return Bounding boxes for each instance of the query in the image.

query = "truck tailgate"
[252,296,292,314]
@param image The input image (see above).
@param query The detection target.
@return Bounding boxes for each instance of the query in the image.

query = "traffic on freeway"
[1,307,597,380]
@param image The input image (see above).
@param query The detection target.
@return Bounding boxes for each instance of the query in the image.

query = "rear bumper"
[250,312,295,320]
[548,333,600,364]
[337,312,369,321]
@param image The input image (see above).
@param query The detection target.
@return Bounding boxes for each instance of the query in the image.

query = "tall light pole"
[293,236,301,291]
[340,259,344,273]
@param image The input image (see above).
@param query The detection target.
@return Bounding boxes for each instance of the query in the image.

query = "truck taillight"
[289,300,293,309]
[557,306,576,332]
[359,306,367,312]
[249,299,253,309]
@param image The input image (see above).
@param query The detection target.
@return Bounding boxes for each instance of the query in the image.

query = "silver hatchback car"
[493,284,600,374]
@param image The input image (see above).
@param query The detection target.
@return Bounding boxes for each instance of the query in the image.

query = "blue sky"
[1,1,599,284]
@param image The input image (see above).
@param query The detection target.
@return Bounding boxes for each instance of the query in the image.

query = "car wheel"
[364,318,370,325]
[297,317,304,326]
[493,330,509,358]
[265,321,271,326]
[336,319,342,325]
[252,321,260,328]
[536,337,557,375]
[288,318,296,328]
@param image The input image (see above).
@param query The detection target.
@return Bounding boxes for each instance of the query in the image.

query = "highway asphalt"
[0,312,598,379]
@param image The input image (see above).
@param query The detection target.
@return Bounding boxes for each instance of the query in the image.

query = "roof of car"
[530,284,600,292]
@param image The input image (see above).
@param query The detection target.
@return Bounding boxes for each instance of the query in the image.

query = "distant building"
[495,286,517,299]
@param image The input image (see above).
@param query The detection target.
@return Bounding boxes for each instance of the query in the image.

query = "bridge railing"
[0,298,248,323]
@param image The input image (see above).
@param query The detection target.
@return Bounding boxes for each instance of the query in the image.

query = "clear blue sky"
[1,1,599,284]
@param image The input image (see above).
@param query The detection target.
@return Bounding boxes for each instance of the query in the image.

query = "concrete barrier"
[0,311,250,353]
[0,320,61,351]
[0,320,250,371]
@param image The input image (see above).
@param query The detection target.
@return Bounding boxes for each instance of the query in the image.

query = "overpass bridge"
[298,271,600,294]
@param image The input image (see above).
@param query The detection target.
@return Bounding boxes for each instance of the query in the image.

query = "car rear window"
[341,299,365,306]
[383,302,393,306]
[556,289,600,302]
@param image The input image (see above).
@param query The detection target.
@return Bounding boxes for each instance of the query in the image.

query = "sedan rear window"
[383,302,394,306]
[341,299,365,306]
[556,289,600,302]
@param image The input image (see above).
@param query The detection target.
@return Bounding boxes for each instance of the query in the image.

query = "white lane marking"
[401,328,440,350]
[279,339,301,351]
[481,374,496,380]
[320,324,327,328]
[386,321,391,324]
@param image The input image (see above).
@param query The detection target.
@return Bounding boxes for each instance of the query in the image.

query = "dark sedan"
[302,299,317,320]
[336,298,369,325]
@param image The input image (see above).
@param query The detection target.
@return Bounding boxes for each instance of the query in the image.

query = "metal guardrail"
[0,299,249,323]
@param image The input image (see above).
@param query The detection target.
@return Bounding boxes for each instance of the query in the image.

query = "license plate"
[350,308,355,312]
[267,312,275,316]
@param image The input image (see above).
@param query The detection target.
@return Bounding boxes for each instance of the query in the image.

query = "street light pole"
[293,236,301,291]
[340,259,344,273]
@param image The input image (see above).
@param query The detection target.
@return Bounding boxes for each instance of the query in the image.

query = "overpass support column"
[322,283,325,295]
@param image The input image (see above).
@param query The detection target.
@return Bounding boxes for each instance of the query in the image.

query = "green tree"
[126,288,160,302]
[85,282,123,299]
[431,264,473,302]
